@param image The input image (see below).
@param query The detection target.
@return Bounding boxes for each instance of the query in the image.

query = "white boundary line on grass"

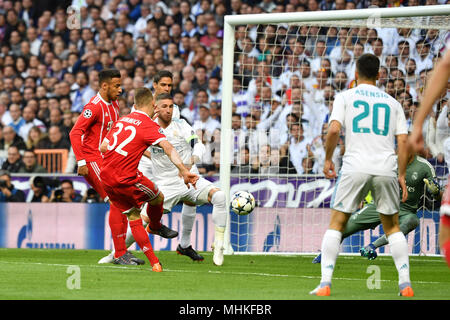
[0,260,445,285]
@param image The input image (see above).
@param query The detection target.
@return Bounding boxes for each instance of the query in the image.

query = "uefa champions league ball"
[231,191,256,215]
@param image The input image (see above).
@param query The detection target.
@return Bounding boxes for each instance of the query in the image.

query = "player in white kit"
[143,93,228,265]
[310,54,413,297]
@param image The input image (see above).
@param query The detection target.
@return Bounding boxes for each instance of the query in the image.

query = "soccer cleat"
[152,262,163,272]
[360,244,378,260]
[124,251,145,265]
[176,244,204,261]
[399,283,414,297]
[98,251,115,264]
[212,240,224,266]
[113,253,138,265]
[309,282,331,296]
[312,253,322,264]
[146,224,178,239]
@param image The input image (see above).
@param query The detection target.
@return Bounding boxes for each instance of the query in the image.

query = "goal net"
[220,5,450,256]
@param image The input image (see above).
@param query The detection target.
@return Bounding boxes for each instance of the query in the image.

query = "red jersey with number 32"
[100,110,166,187]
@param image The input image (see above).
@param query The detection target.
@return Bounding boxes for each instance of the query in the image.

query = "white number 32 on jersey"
[107,122,136,156]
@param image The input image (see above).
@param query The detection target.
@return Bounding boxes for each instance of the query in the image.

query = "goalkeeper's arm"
[423,178,442,201]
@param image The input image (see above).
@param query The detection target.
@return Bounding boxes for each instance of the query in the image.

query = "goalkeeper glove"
[424,178,440,196]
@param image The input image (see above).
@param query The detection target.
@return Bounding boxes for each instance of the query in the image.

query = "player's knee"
[210,189,226,207]
[149,192,164,206]
[126,208,141,221]
[400,215,419,234]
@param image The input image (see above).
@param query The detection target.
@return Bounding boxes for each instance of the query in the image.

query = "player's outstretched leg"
[210,190,227,266]
[145,201,178,238]
[361,214,419,261]
[128,213,162,272]
[177,203,204,261]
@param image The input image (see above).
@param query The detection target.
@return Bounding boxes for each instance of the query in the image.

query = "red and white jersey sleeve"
[69,93,120,164]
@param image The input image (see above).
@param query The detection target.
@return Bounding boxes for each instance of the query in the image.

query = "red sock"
[129,218,159,266]
[146,202,163,231]
[109,204,127,258]
[441,216,450,268]
[443,240,450,268]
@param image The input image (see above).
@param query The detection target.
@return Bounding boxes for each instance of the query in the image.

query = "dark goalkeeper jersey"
[400,155,436,214]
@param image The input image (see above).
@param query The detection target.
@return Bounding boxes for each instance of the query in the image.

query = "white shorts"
[331,172,400,215]
[142,176,216,215]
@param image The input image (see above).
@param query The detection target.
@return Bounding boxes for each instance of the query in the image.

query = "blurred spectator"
[1,145,24,173]
[232,146,257,174]
[255,144,279,174]
[0,125,27,151]
[50,179,82,203]
[17,149,47,174]
[6,104,25,134]
[281,122,311,175]
[0,169,25,202]
[82,187,102,203]
[18,106,46,141]
[37,125,71,150]
[192,104,221,139]
[25,126,47,150]
[29,176,51,203]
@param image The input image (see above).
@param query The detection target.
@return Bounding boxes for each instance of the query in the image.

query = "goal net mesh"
[227,14,449,256]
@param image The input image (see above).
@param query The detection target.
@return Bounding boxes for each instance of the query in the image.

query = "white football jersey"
[149,117,197,184]
[137,104,180,175]
[329,83,408,177]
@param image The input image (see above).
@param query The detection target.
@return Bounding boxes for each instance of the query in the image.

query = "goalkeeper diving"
[313,148,442,263]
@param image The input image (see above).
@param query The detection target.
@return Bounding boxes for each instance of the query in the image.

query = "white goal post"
[220,5,450,256]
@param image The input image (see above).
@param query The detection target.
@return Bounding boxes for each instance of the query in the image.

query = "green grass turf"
[0,248,448,300]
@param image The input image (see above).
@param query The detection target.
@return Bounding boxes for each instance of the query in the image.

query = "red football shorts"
[83,160,108,200]
[440,176,450,217]
[103,174,160,214]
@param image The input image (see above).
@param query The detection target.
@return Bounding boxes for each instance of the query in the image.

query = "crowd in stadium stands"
[0,0,449,202]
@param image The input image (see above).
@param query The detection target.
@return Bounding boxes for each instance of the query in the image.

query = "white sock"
[388,231,411,285]
[180,204,196,249]
[320,229,342,285]
[210,190,227,228]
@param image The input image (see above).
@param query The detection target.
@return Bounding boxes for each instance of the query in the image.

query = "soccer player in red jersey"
[100,87,199,271]
[69,69,140,265]
[410,39,450,268]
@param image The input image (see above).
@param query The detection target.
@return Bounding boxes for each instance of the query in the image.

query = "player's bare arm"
[410,49,450,152]
[323,120,341,179]
[158,139,199,187]
[396,133,409,203]
[143,150,151,159]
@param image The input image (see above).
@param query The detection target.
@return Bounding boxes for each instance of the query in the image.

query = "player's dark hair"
[134,87,153,107]
[155,93,173,102]
[356,53,380,80]
[99,69,121,85]
[153,70,173,84]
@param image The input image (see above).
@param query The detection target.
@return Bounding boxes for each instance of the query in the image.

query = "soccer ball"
[231,191,256,215]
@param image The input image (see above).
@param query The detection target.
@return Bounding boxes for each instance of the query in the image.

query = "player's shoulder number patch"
[83,109,93,119]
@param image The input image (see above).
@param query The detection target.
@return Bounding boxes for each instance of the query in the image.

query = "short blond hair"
[134,87,153,108]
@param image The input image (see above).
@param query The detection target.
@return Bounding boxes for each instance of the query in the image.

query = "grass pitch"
[0,248,448,300]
